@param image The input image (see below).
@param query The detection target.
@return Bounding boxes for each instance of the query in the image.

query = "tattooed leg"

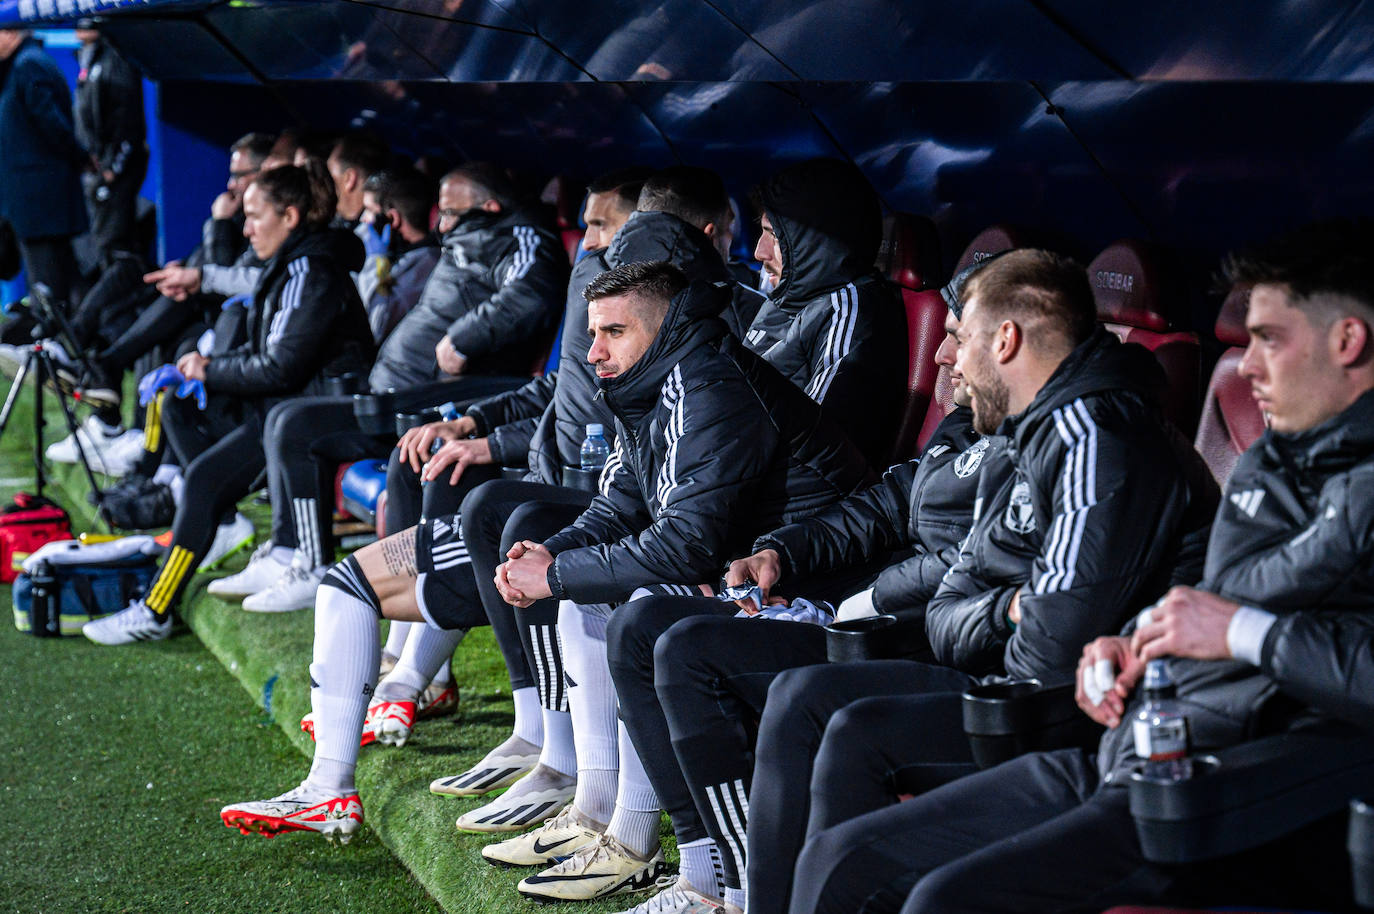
[351,525,425,622]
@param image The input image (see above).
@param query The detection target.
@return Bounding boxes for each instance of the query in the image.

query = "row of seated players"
[77,128,1363,907]
[192,209,1374,914]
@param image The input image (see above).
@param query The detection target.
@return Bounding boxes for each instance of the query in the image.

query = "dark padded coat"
[203,227,372,406]
[542,280,875,605]
[0,37,88,239]
[1097,386,1374,778]
[371,206,567,388]
[744,158,907,466]
[753,407,1002,618]
[73,37,143,180]
[925,328,1220,684]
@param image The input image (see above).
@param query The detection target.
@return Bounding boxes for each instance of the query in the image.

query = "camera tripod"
[0,285,108,527]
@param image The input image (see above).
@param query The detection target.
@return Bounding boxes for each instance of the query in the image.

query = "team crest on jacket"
[953,438,991,478]
[1004,479,1036,534]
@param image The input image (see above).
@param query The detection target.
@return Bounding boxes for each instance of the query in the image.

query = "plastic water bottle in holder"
[1133,659,1193,780]
[580,424,610,471]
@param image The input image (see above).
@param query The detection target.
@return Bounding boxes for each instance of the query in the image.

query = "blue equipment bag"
[12,538,162,637]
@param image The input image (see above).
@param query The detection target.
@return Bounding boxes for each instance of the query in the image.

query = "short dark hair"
[443,162,520,210]
[330,132,391,180]
[231,132,276,167]
[589,167,654,214]
[963,249,1097,354]
[637,167,730,231]
[1222,220,1374,326]
[369,167,437,232]
[584,261,689,324]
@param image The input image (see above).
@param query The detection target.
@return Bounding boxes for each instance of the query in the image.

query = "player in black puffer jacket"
[744,157,908,466]
[84,162,372,646]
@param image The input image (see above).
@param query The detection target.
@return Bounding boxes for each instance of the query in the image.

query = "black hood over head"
[608,210,731,284]
[757,157,883,305]
[598,280,730,424]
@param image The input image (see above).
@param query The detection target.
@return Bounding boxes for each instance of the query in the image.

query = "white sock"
[679,838,725,901]
[435,657,452,685]
[375,623,465,701]
[304,563,381,794]
[512,686,542,745]
[382,619,412,659]
[168,472,185,506]
[152,463,180,487]
[607,720,661,858]
[560,599,618,824]
[725,888,746,910]
[270,545,296,566]
[538,708,576,776]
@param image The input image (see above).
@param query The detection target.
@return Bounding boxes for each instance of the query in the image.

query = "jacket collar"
[1263,386,1374,476]
[998,327,1165,450]
[598,281,729,426]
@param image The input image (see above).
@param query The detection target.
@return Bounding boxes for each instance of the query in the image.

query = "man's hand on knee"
[397,416,477,471]
[421,437,492,485]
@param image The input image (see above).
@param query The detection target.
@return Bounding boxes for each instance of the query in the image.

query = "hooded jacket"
[744,158,907,466]
[925,328,1220,684]
[469,211,765,481]
[203,227,373,404]
[371,206,567,389]
[541,280,875,605]
[359,239,441,344]
[752,407,1003,618]
[1097,387,1374,779]
[74,37,144,179]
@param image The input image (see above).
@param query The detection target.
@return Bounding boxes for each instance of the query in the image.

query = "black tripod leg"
[39,352,109,531]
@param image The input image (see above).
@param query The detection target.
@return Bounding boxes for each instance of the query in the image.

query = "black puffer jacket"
[472,212,764,482]
[1097,387,1374,779]
[753,407,1001,618]
[926,328,1220,684]
[371,207,567,387]
[203,227,372,405]
[542,280,875,605]
[744,158,908,466]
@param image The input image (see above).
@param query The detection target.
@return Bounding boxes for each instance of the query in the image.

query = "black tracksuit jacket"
[1098,387,1374,778]
[926,328,1220,685]
[751,406,1003,617]
[202,227,372,409]
[745,159,908,466]
[541,280,875,605]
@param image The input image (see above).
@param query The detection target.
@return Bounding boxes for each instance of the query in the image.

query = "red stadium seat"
[1087,240,1202,436]
[952,223,1027,272]
[561,229,584,264]
[1194,284,1265,486]
[879,213,948,460]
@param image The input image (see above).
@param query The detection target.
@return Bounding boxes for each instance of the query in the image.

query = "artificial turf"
[0,374,673,914]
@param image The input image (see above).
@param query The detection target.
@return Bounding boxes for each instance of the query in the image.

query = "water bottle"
[29,560,57,637]
[580,423,610,471]
[437,401,461,422]
[1132,659,1193,780]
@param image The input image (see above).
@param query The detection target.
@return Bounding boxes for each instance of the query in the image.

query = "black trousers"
[97,292,199,371]
[262,395,391,567]
[68,253,151,354]
[82,150,148,269]
[605,565,884,886]
[748,661,978,914]
[18,234,81,308]
[144,395,265,616]
[460,479,592,696]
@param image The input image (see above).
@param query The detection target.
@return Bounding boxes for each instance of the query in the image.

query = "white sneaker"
[44,415,125,472]
[430,734,541,797]
[100,429,146,472]
[82,601,172,645]
[454,763,576,833]
[198,513,254,572]
[0,342,29,370]
[207,542,291,598]
[481,803,605,868]
[612,877,727,914]
[517,833,672,902]
[242,563,324,613]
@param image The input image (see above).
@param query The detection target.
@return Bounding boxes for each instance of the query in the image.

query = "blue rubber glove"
[137,364,185,406]
[362,222,391,258]
[175,377,207,410]
[221,293,251,311]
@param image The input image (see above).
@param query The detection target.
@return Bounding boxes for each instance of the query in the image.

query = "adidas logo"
[1230,489,1265,518]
